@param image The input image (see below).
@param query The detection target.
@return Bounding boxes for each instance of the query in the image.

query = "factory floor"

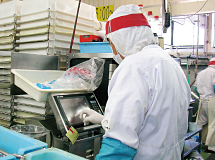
[200,143,215,160]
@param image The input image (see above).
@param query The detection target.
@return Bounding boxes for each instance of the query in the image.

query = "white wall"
[82,0,161,8]
[82,0,215,17]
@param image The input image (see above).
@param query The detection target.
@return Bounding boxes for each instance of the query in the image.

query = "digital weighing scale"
[46,91,104,159]
[47,91,104,136]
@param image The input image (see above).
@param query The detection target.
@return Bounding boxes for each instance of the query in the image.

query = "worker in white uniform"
[76,4,191,160]
[194,57,215,152]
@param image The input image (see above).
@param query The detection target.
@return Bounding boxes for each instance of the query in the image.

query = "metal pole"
[67,0,81,69]
[69,0,81,54]
[194,15,200,85]
[0,149,10,156]
[190,15,200,87]
[204,14,208,56]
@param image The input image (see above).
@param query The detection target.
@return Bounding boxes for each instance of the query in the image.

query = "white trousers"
[196,97,215,150]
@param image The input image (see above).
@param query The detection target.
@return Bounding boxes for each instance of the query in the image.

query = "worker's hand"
[75,108,104,126]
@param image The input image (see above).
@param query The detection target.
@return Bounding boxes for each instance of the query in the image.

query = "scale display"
[48,92,103,135]
[58,96,90,126]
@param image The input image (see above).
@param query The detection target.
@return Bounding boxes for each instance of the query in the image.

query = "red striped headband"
[209,61,215,65]
[105,13,151,35]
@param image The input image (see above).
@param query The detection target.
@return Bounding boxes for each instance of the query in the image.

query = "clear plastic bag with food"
[36,57,105,91]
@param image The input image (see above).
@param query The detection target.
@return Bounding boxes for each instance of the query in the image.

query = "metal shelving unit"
[182,128,202,160]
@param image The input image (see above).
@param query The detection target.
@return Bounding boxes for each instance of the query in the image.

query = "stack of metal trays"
[15,0,100,70]
[0,88,12,128]
[0,0,22,52]
[13,94,47,125]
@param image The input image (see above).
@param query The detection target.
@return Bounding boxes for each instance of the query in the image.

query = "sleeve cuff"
[95,137,137,160]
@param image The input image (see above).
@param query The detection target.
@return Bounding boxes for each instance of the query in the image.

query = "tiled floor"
[200,143,215,160]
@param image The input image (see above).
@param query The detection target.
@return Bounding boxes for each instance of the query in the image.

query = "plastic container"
[16,40,80,50]
[80,35,102,42]
[0,30,14,38]
[20,0,97,21]
[18,18,95,33]
[16,33,79,44]
[0,17,15,26]
[0,44,14,50]
[0,113,11,121]
[78,42,112,53]
[25,147,87,160]
[147,11,154,27]
[152,15,163,37]
[50,26,94,36]
[0,126,47,158]
[49,33,79,42]
[52,0,97,21]
[11,69,87,102]
[0,24,15,32]
[0,36,14,44]
[10,125,48,138]
[0,119,10,129]
[0,126,87,160]
[138,4,147,17]
[10,125,49,143]
[0,0,22,19]
[21,0,50,15]
[16,34,49,43]
[17,24,94,37]
[50,11,95,27]
[19,11,49,23]
[18,27,49,37]
[17,19,49,30]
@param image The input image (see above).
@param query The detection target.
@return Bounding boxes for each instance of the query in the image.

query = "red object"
[154,15,159,19]
[80,35,102,42]
[138,4,143,7]
[67,67,91,77]
[66,125,74,133]
[209,61,215,65]
[105,13,150,35]
[148,11,153,16]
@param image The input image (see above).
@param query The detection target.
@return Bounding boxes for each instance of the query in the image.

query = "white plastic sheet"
[37,57,105,91]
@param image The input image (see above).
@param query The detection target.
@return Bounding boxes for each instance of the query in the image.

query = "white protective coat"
[194,66,215,100]
[194,66,215,147]
[102,45,191,160]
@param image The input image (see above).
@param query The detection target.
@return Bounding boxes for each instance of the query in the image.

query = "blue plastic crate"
[77,42,112,53]
[0,126,47,160]
[25,148,87,160]
[0,155,16,160]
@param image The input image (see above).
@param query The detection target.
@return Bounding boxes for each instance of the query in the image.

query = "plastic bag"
[36,57,105,91]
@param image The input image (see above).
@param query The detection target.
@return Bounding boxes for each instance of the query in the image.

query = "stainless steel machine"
[42,91,104,160]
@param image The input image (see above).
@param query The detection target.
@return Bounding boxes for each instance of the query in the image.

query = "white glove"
[75,108,104,126]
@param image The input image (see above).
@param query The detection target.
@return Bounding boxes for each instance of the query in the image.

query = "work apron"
[206,96,215,146]
[196,97,215,146]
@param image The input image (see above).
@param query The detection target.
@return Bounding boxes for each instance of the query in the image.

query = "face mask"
[113,53,123,64]
[109,41,123,64]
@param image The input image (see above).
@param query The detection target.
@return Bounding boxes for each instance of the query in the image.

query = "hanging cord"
[69,0,82,54]
[187,0,209,18]
[186,56,190,85]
